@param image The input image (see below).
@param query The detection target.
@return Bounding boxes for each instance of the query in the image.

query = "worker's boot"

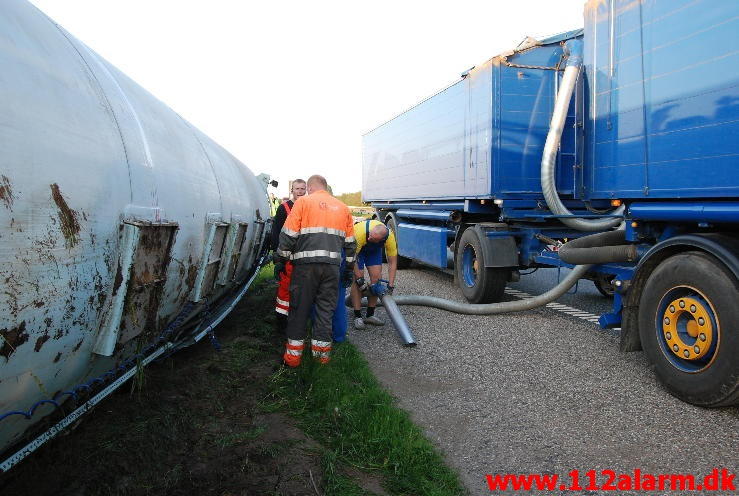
[363,315,385,326]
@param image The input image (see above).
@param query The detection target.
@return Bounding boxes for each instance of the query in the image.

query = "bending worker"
[274,175,356,367]
[350,219,398,329]
[270,178,307,331]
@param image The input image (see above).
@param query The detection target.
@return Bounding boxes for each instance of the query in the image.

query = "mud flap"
[473,226,518,268]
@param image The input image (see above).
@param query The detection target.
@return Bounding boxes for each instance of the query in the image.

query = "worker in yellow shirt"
[350,219,398,329]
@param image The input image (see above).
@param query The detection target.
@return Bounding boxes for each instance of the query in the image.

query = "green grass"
[266,341,467,496]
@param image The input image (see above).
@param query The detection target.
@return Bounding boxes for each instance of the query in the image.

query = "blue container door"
[493,42,578,200]
[585,0,649,199]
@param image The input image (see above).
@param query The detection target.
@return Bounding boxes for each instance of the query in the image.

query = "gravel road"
[348,265,739,495]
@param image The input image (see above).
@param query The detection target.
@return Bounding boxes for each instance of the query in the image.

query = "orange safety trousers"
[275,261,293,316]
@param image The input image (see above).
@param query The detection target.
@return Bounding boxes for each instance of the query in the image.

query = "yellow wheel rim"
[661,296,714,360]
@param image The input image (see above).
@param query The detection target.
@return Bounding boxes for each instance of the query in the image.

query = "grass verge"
[264,329,467,495]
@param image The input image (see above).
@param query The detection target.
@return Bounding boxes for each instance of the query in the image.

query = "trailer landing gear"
[638,251,739,407]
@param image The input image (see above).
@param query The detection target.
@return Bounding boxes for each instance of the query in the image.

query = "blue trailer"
[362,0,739,407]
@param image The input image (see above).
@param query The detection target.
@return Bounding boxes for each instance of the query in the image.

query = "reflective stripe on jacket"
[277,190,356,265]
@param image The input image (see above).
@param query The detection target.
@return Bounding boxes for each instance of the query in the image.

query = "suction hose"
[347,283,417,346]
[380,294,416,346]
[540,39,624,231]
[356,264,592,315]
[558,230,637,265]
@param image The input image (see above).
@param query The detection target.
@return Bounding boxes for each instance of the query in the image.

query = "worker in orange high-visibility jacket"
[274,174,356,367]
[271,179,307,331]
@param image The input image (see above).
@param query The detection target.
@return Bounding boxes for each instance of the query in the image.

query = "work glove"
[355,277,368,291]
[341,268,354,288]
[273,261,286,281]
[369,281,387,297]
[386,285,395,296]
[272,252,287,281]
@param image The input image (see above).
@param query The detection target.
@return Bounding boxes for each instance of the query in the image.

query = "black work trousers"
[286,263,340,343]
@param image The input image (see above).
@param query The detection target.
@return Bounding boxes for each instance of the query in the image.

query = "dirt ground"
[0,278,385,496]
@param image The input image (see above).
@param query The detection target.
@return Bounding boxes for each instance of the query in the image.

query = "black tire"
[385,214,412,269]
[594,273,616,297]
[638,251,739,407]
[454,228,508,303]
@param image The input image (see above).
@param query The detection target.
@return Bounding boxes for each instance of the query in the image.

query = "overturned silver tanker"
[0,0,271,468]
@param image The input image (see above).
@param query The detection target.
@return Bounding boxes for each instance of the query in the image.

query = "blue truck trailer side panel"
[585,0,739,200]
[363,33,580,203]
[363,80,467,201]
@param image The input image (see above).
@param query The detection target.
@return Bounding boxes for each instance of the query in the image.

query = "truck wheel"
[638,251,739,406]
[385,215,412,269]
[455,228,507,303]
[594,273,616,297]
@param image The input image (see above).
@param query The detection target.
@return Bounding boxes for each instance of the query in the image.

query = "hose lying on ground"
[353,264,592,315]
[558,230,637,265]
[380,294,416,346]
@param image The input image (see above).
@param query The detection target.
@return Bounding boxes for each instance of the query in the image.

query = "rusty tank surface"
[0,0,272,466]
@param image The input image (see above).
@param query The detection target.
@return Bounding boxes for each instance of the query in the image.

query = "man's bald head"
[307,175,328,194]
[368,224,389,243]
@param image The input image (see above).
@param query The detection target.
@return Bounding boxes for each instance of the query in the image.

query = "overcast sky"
[29,0,584,195]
